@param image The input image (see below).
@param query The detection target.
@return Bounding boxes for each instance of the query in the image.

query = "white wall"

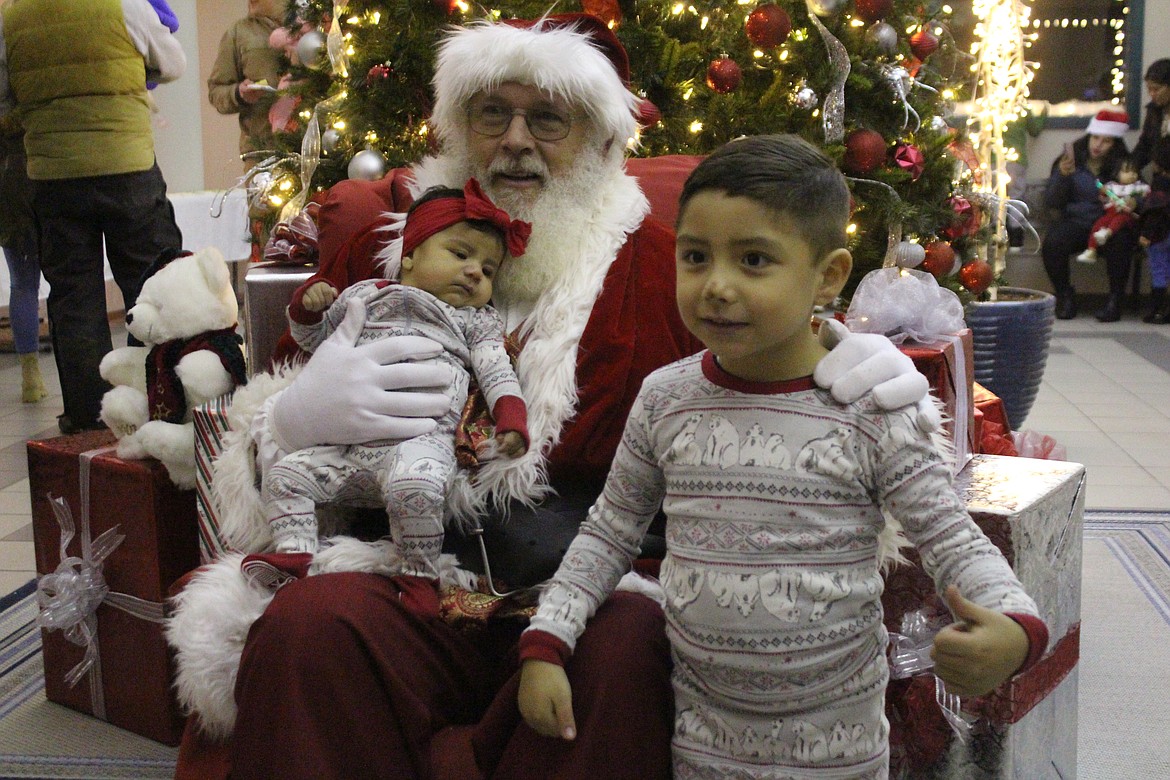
[150,0,204,192]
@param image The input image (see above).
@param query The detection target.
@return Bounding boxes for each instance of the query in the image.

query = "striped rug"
[0,511,1166,779]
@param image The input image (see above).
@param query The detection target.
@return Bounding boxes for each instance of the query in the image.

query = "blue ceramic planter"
[964,287,1056,430]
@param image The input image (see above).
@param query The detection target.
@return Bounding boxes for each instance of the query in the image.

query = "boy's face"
[674,191,851,383]
[399,222,504,309]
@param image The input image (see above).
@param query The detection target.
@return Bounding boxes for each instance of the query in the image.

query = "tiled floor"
[1,315,1168,590]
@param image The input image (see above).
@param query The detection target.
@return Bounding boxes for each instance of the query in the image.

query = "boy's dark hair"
[677,134,850,261]
[407,185,507,249]
[1153,136,1170,173]
[1146,59,1170,87]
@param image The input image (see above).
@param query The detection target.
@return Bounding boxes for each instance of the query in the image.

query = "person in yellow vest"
[0,0,186,434]
[208,0,287,168]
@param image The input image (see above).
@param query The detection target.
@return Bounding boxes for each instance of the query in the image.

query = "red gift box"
[29,429,201,745]
[898,329,975,473]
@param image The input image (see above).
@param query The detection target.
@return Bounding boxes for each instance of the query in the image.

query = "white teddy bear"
[99,248,247,489]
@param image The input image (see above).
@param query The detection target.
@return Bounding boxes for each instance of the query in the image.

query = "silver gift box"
[243,263,314,375]
[886,454,1085,779]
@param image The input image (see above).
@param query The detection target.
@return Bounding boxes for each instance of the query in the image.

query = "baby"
[260,179,531,609]
[1077,156,1150,263]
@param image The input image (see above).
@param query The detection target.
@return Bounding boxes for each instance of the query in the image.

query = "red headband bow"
[401,178,532,259]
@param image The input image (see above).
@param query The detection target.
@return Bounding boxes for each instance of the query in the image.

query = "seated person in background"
[170,14,938,779]
[1076,156,1150,264]
[1139,137,1170,323]
[259,182,530,620]
[518,133,1048,780]
[1041,109,1137,322]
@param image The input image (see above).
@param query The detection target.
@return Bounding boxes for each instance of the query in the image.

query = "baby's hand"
[1141,236,1152,248]
[930,585,1029,698]
[518,660,576,741]
[494,430,527,458]
[302,282,338,312]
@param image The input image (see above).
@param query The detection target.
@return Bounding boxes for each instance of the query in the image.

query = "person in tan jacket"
[207,0,286,164]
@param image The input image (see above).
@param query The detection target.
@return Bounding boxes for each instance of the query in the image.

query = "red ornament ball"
[706,57,743,94]
[854,0,893,24]
[745,4,792,48]
[891,143,925,181]
[910,28,940,60]
[582,0,622,25]
[365,64,391,85]
[636,97,662,128]
[432,0,458,13]
[959,259,995,295]
[921,241,957,279]
[842,129,888,175]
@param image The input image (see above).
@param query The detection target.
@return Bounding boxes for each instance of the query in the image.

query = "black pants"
[1042,218,1138,297]
[33,164,183,425]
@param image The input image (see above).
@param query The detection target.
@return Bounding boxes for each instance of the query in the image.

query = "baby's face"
[1118,167,1139,185]
[399,222,504,308]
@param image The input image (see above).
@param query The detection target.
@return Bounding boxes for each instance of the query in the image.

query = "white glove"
[270,297,453,452]
[814,318,942,432]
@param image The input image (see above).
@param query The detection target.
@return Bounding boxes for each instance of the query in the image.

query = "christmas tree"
[257,0,1023,301]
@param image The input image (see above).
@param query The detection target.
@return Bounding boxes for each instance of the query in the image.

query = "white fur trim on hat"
[430,19,639,150]
[1086,109,1129,138]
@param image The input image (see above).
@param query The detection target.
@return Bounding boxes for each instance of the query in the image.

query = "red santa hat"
[429,13,639,150]
[1086,109,1130,138]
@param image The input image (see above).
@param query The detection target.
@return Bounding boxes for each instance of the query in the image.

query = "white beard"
[425,138,615,313]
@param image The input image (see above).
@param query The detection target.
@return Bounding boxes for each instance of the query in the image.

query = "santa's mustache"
[486,158,548,179]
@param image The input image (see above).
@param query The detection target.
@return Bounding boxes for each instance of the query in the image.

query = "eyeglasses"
[467,102,574,142]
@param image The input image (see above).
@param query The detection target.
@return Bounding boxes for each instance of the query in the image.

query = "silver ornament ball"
[808,0,848,16]
[793,87,818,109]
[321,128,341,155]
[865,22,898,55]
[930,116,950,133]
[296,29,327,69]
[347,149,386,181]
[895,241,926,268]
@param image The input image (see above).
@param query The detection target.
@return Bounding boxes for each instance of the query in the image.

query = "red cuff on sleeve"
[1006,613,1049,673]
[518,630,571,667]
[490,395,529,449]
[287,278,335,325]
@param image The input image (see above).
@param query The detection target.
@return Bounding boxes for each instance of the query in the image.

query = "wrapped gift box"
[244,262,314,374]
[883,453,1086,779]
[899,329,976,473]
[29,430,201,746]
[194,394,235,563]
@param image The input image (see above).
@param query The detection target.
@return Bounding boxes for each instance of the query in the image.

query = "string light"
[969,0,1034,292]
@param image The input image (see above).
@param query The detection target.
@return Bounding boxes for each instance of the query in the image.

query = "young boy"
[260,180,531,611]
[516,135,1047,778]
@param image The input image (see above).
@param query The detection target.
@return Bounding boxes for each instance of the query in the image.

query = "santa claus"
[168,14,932,779]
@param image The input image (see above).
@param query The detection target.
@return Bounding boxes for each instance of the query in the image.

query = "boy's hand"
[931,585,1029,697]
[494,430,527,458]
[518,660,577,741]
[302,282,338,312]
[1140,236,1152,248]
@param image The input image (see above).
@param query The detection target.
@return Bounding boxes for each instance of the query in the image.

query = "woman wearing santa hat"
[1042,109,1139,322]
